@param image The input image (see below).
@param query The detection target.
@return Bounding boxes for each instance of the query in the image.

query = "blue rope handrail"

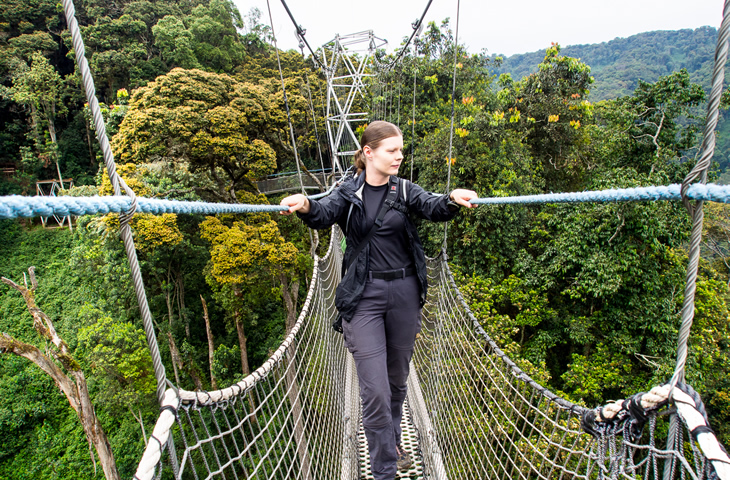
[470,183,730,205]
[2,183,730,220]
[0,190,334,220]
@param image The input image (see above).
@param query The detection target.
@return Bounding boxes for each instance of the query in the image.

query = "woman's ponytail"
[353,148,366,173]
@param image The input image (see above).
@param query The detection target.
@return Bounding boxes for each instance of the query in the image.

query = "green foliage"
[200,213,300,289]
[113,68,287,201]
[76,306,157,408]
[153,15,201,69]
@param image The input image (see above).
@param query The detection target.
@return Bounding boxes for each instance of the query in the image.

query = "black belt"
[369,267,417,280]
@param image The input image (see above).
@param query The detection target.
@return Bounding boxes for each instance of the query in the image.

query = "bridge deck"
[358,401,424,479]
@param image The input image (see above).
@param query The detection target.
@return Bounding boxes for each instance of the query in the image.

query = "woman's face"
[364,134,404,181]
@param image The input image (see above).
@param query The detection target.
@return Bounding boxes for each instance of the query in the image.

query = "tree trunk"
[186,364,205,391]
[130,408,148,446]
[234,310,250,376]
[164,284,182,386]
[201,295,217,390]
[285,344,312,480]
[75,371,120,480]
[280,273,300,333]
[83,117,96,167]
[166,330,182,387]
[47,118,64,189]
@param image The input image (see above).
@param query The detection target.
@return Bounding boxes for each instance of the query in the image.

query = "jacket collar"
[340,171,367,203]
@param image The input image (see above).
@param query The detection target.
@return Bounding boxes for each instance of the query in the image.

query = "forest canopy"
[1,1,729,478]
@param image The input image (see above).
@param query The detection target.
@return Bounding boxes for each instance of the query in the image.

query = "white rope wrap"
[673,387,730,480]
[596,385,672,421]
[133,389,180,480]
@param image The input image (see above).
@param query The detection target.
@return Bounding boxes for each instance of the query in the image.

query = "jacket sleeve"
[406,181,460,222]
[297,188,349,230]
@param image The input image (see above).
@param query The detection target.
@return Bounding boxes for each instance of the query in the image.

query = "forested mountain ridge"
[491,26,719,101]
[492,27,730,176]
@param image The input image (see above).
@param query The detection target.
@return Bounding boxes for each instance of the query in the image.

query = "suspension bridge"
[1,0,730,478]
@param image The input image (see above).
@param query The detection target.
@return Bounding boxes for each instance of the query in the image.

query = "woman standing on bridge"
[280,121,476,479]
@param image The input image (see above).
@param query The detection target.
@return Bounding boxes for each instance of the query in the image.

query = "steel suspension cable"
[303,71,328,183]
[278,0,326,70]
[60,0,169,407]
[380,0,434,71]
[266,0,307,197]
[672,0,730,388]
[397,76,402,128]
[665,3,730,478]
[443,0,461,247]
[410,39,419,182]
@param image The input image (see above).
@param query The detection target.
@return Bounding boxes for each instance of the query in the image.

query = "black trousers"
[342,274,421,479]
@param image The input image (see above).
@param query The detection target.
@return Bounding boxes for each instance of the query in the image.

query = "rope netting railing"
[134,228,363,480]
[409,253,730,480]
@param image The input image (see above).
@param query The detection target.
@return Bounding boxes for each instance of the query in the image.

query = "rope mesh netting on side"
[134,228,363,480]
[412,254,730,480]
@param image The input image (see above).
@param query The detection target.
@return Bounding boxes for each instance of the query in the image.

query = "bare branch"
[1,268,120,479]
[29,266,38,291]
[609,212,625,244]
[201,295,217,390]
[0,333,80,410]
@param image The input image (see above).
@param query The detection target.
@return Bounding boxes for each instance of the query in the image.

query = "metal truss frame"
[319,31,387,174]
[36,178,74,230]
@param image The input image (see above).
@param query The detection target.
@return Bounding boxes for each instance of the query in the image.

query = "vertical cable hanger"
[410,37,420,183]
[266,0,306,196]
[443,0,462,248]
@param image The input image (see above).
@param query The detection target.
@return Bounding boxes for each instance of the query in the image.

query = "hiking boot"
[395,444,412,471]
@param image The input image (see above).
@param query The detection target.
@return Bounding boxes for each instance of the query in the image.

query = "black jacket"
[298,173,459,322]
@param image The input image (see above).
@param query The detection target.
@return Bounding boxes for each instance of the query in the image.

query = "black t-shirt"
[362,182,413,272]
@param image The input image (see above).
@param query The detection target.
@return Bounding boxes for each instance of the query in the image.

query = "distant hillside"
[490,26,730,179]
[491,27,718,101]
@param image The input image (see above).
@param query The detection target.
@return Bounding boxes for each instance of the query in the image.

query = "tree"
[1,52,69,186]
[1,268,120,480]
[187,0,245,73]
[80,13,150,94]
[597,69,705,179]
[75,306,157,446]
[199,207,305,374]
[113,68,289,202]
[497,44,594,191]
[152,15,200,70]
[239,7,272,54]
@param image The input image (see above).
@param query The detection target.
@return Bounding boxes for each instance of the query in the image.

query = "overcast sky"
[233,0,725,57]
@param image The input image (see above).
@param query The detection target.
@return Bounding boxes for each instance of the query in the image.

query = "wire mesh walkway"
[359,401,424,479]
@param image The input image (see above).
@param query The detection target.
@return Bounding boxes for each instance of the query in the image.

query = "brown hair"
[353,121,403,173]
